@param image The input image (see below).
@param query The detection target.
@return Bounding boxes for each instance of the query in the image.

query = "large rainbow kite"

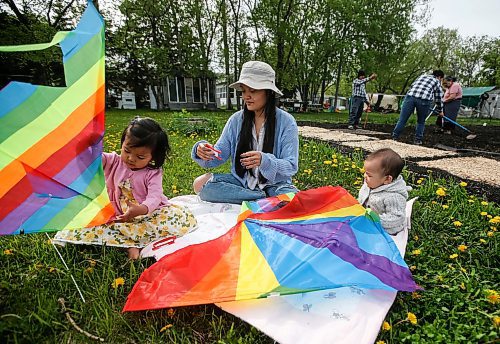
[0,1,113,235]
[124,186,419,311]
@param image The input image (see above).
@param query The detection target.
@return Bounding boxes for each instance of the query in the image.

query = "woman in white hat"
[191,61,299,204]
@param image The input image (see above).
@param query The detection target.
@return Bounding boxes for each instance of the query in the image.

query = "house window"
[207,79,215,103]
[193,78,202,103]
[168,77,186,103]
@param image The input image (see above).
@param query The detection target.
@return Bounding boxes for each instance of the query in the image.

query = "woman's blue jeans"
[199,173,298,204]
[392,95,432,141]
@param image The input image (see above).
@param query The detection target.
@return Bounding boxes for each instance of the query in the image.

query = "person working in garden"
[191,61,299,204]
[348,69,377,130]
[392,70,444,145]
[358,148,411,235]
[437,76,463,134]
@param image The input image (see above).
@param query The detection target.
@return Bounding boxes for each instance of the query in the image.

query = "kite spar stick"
[46,233,86,303]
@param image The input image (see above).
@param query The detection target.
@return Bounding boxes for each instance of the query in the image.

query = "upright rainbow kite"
[0,2,114,235]
[124,186,419,311]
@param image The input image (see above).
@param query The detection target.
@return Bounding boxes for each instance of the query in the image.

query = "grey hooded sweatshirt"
[357,175,412,235]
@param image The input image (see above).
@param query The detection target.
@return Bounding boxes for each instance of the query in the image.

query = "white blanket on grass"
[142,196,417,344]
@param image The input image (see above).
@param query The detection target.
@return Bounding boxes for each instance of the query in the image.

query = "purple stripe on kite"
[255,220,419,291]
[54,143,101,186]
[0,194,49,235]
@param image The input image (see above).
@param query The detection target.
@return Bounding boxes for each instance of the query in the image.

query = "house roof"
[462,86,496,97]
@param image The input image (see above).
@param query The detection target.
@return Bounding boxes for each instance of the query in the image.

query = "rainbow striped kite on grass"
[123,186,420,312]
[0,1,113,235]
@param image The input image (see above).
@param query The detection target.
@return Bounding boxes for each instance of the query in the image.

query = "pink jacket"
[102,152,169,218]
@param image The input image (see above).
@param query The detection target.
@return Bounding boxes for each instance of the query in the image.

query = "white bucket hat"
[229,61,283,96]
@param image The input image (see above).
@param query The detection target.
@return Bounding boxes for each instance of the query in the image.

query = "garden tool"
[441,115,477,140]
[427,106,477,140]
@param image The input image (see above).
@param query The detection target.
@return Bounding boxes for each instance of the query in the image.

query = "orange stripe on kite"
[85,202,115,227]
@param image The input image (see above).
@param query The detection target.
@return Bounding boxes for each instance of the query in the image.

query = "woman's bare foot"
[127,247,141,260]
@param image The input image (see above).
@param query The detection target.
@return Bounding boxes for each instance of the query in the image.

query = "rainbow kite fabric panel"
[0,2,114,235]
[123,186,419,312]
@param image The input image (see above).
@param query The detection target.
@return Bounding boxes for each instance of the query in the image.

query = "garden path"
[299,126,500,186]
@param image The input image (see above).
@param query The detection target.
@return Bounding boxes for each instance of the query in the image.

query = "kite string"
[45,233,86,303]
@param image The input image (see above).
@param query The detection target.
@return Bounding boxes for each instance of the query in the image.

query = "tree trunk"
[221,0,232,110]
[333,49,344,111]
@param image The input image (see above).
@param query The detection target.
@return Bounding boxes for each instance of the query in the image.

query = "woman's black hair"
[235,89,276,183]
[444,76,457,82]
[120,117,170,169]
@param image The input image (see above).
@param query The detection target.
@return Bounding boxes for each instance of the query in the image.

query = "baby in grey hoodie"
[358,148,412,235]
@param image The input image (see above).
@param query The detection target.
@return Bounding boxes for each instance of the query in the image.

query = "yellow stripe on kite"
[235,223,280,300]
[262,204,366,223]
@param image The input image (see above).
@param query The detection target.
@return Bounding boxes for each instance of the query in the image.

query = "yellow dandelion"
[414,235,419,241]
[376,341,386,344]
[412,292,421,299]
[411,249,421,256]
[323,160,332,165]
[449,253,458,259]
[486,290,499,304]
[48,267,56,273]
[459,181,467,187]
[410,265,417,271]
[407,312,418,325]
[468,199,474,203]
[3,249,13,255]
[481,201,488,206]
[487,231,494,237]
[160,324,173,332]
[382,321,391,331]
[436,188,446,197]
[453,221,462,227]
[479,238,486,243]
[416,179,423,184]
[442,205,449,209]
[436,275,444,282]
[493,316,500,327]
[457,244,467,252]
[480,211,488,216]
[431,201,437,204]
[460,283,466,290]
[492,226,498,231]
[84,267,94,274]
[112,277,125,289]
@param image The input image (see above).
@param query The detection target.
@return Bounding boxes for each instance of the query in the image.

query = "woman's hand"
[240,151,262,169]
[116,202,148,222]
[196,143,216,161]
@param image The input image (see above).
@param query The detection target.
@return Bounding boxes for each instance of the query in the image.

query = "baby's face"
[363,159,391,189]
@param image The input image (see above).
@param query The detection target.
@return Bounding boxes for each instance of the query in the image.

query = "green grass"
[0,109,498,343]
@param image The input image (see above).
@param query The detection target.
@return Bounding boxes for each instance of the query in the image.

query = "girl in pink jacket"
[55,117,197,259]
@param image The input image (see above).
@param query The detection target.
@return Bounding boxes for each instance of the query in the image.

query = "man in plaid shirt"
[348,70,377,129]
[392,70,444,145]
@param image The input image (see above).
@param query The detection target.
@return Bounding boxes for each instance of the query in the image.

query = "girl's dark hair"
[235,89,276,183]
[444,76,457,82]
[120,117,170,169]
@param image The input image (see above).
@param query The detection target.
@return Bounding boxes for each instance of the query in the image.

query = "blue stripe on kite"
[349,216,407,267]
[0,82,38,118]
[60,2,103,62]
[245,221,395,291]
[13,155,102,233]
